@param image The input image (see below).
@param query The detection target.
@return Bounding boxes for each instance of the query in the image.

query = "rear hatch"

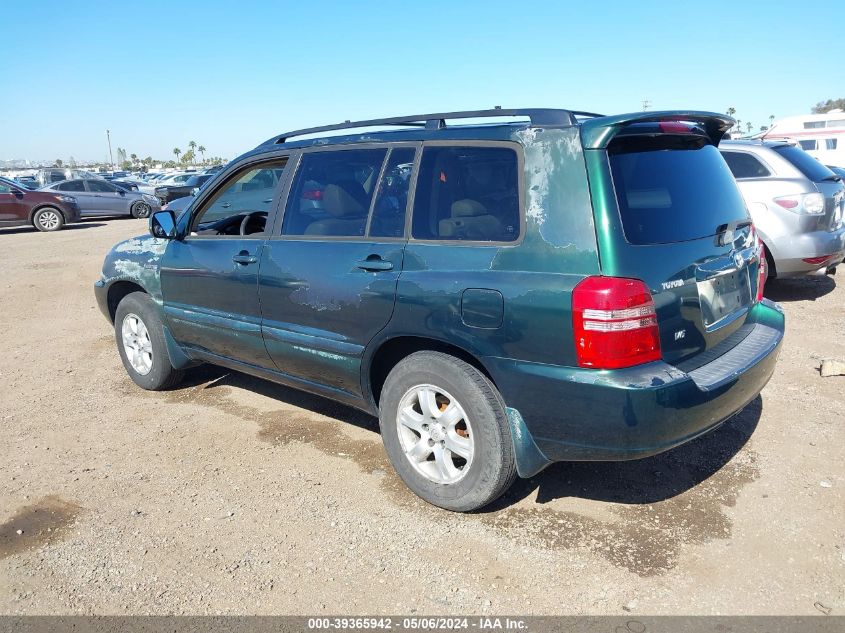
[581,113,764,366]
[771,144,845,231]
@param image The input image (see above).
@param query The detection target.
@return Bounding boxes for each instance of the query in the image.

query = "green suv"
[94,108,784,511]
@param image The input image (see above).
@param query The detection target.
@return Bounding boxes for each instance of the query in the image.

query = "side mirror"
[191,187,199,196]
[118,190,126,196]
[149,210,177,239]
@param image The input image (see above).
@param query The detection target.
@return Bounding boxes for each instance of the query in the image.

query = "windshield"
[773,145,837,182]
[609,141,749,245]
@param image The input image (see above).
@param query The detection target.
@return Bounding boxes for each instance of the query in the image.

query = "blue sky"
[0,0,839,163]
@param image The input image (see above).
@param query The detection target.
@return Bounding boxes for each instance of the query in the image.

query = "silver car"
[720,140,845,277]
[41,179,161,218]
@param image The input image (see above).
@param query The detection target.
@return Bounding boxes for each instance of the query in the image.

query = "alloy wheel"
[121,313,153,375]
[396,384,474,484]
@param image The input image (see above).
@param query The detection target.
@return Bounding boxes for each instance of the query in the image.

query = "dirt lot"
[0,218,843,616]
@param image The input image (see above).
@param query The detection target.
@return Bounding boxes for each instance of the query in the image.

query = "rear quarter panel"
[375,128,600,387]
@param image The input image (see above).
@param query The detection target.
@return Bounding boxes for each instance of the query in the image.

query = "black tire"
[130,201,152,219]
[32,207,65,232]
[114,292,184,390]
[378,351,517,512]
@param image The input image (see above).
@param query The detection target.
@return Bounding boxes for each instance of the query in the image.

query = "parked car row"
[41,179,160,219]
[0,176,81,231]
[94,107,793,512]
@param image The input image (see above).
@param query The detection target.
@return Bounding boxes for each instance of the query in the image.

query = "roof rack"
[264,107,605,145]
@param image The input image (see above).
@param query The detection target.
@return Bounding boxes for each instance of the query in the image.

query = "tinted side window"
[412,146,519,242]
[283,149,387,237]
[368,147,415,238]
[57,180,86,192]
[721,151,771,179]
[87,180,115,192]
[0,183,10,193]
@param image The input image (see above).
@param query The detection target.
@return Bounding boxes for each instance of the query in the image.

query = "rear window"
[609,142,748,245]
[721,151,771,179]
[773,144,836,182]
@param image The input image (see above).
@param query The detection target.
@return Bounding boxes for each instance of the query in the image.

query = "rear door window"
[609,141,748,245]
[773,144,837,182]
[411,145,520,242]
[721,151,771,179]
[282,148,387,237]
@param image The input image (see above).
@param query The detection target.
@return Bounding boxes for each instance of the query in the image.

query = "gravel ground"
[0,219,843,615]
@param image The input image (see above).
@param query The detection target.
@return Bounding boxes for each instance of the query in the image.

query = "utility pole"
[642,99,652,111]
[106,129,114,169]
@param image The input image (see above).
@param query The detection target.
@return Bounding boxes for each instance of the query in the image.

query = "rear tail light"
[302,188,323,201]
[774,193,825,215]
[572,276,662,370]
[802,255,833,265]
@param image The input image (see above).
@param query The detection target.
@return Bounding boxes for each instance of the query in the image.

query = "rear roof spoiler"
[580,111,735,149]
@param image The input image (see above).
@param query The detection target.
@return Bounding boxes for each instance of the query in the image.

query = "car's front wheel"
[378,351,517,512]
[130,201,152,219]
[32,207,65,232]
[114,292,184,390]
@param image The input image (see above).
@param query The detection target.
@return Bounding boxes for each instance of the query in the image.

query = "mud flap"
[505,407,552,478]
[162,324,198,370]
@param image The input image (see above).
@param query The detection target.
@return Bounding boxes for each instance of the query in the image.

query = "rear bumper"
[772,226,845,276]
[487,299,784,462]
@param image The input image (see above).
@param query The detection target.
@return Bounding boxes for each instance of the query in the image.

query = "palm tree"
[746,122,753,133]
[769,114,775,128]
[173,147,181,162]
[188,141,197,164]
[726,107,736,117]
[198,145,206,164]
[55,159,63,168]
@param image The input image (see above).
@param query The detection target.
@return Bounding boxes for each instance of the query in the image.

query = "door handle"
[233,251,257,265]
[356,257,393,272]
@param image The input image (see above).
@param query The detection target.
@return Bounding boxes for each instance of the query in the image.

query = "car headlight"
[142,194,158,203]
[57,195,76,203]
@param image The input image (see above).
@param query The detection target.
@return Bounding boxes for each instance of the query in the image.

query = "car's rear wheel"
[131,201,152,219]
[32,207,64,232]
[378,351,517,512]
[114,292,184,390]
